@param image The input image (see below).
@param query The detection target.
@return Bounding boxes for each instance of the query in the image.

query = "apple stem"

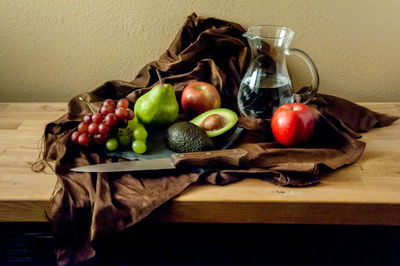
[156,69,164,85]
[78,96,96,114]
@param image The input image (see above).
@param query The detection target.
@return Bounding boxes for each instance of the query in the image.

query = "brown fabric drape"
[41,13,398,265]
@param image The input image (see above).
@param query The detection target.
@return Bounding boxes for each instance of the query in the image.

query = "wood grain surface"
[0,102,399,224]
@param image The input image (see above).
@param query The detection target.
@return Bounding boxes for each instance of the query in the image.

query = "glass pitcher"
[238,25,319,119]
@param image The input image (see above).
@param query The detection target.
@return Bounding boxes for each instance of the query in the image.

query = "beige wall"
[1,0,399,102]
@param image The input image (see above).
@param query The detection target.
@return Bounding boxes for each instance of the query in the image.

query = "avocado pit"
[201,114,225,131]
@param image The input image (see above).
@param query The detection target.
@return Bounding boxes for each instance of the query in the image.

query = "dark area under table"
[1,222,399,266]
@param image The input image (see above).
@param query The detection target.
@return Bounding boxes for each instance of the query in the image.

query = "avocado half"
[190,108,238,138]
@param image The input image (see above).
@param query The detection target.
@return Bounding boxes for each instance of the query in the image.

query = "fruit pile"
[71,98,148,154]
[70,80,242,154]
[70,78,316,156]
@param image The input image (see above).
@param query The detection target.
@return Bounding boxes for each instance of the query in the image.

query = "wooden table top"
[0,102,399,225]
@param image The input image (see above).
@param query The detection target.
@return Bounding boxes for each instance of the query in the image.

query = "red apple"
[181,82,221,116]
[271,103,315,147]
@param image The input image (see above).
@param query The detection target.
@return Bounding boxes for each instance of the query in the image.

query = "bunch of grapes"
[106,117,148,154]
[71,98,134,146]
[129,118,148,153]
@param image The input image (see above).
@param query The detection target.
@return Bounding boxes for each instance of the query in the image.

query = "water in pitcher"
[238,74,294,119]
[238,25,319,119]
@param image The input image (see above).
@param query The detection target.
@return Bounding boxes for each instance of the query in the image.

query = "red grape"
[88,123,99,134]
[72,98,135,148]
[78,122,90,133]
[105,113,117,127]
[101,105,114,116]
[115,107,128,119]
[92,113,104,124]
[117,118,128,128]
[94,134,107,143]
[78,132,90,145]
[117,98,129,109]
[103,99,115,108]
[83,114,92,123]
[127,109,134,120]
[71,131,80,143]
[98,123,110,134]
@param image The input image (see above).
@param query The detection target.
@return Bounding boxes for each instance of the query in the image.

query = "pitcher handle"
[288,48,319,104]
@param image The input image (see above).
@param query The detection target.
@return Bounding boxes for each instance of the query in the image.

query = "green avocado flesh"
[166,122,213,153]
[190,108,238,137]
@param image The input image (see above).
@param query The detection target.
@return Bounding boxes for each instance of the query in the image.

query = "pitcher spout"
[244,25,294,59]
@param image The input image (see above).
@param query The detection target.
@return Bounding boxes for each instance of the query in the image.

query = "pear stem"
[78,96,96,114]
[156,69,164,85]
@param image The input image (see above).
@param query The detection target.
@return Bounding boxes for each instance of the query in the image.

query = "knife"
[71,148,248,173]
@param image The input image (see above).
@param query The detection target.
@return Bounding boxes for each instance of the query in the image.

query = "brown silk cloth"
[42,14,398,265]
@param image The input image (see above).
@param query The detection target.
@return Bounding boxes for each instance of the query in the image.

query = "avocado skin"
[166,122,213,153]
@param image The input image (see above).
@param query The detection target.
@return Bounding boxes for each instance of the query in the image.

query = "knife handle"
[171,148,248,168]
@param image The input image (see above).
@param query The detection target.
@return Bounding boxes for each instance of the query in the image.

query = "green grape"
[133,127,148,141]
[106,138,118,151]
[127,116,139,130]
[127,116,145,130]
[118,135,131,147]
[132,140,147,154]
[118,127,130,136]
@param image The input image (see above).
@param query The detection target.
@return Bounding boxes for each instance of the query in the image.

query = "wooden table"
[0,102,399,225]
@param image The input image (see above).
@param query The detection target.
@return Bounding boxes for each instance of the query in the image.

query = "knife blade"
[71,148,248,173]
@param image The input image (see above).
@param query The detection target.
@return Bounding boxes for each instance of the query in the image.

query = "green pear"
[134,83,179,127]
